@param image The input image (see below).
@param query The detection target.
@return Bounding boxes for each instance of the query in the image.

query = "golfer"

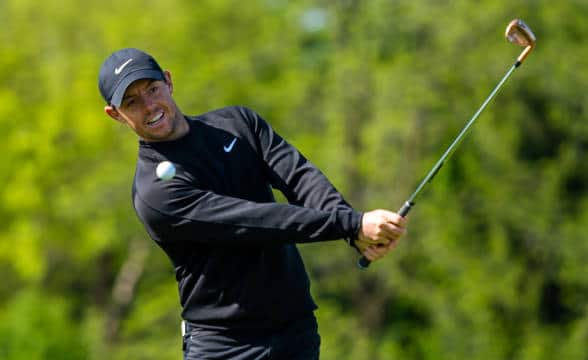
[99,48,407,360]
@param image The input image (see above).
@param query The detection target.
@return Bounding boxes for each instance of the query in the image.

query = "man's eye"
[125,99,135,107]
[150,85,159,93]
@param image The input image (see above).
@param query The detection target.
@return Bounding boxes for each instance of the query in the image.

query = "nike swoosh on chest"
[223,137,237,152]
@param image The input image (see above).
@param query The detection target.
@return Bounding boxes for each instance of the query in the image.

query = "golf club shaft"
[358,62,520,269]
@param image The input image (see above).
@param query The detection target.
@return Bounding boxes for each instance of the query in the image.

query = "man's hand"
[355,209,407,262]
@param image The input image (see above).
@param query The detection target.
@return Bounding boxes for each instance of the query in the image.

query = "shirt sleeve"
[239,106,362,246]
[133,175,361,247]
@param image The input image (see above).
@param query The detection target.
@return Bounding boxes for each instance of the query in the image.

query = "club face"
[505,19,536,48]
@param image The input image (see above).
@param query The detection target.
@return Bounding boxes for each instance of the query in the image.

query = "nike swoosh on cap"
[114,59,133,75]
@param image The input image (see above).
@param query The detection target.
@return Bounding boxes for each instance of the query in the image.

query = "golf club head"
[505,19,536,64]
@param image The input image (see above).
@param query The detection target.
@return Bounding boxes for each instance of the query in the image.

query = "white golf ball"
[156,161,176,181]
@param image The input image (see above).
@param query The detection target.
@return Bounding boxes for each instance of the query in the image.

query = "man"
[99,48,407,359]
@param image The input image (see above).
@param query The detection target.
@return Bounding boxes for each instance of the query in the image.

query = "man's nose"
[143,95,157,111]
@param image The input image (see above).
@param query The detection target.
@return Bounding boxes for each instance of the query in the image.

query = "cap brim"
[110,69,165,107]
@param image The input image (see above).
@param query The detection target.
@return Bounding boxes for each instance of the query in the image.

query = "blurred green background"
[2,0,588,359]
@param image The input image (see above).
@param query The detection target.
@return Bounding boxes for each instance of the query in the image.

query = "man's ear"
[163,70,173,94]
[104,105,125,124]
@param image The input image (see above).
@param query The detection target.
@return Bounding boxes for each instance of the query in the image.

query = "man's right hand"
[355,209,407,262]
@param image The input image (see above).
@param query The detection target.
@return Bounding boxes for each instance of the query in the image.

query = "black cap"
[98,48,165,107]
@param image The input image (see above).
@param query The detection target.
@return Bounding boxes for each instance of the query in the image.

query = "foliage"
[2,0,588,358]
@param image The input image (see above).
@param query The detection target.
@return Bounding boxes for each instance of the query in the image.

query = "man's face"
[105,71,188,142]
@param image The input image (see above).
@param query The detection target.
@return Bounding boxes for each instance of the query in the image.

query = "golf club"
[358,19,536,269]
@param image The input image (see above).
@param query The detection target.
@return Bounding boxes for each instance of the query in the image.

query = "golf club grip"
[398,201,414,217]
[357,201,414,269]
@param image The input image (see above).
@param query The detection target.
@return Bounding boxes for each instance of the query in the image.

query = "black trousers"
[182,314,320,360]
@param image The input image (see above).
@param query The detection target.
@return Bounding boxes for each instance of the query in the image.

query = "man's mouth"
[146,112,164,127]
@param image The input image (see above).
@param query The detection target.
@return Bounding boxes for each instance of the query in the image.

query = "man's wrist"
[345,211,363,252]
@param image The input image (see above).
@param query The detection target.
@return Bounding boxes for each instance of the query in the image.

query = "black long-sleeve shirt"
[132,106,362,330]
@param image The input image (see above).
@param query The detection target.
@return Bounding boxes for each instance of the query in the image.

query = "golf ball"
[156,161,176,180]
